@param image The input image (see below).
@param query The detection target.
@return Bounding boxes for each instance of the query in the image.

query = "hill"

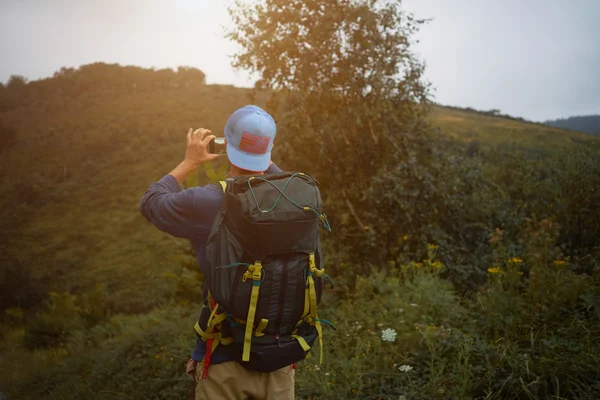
[545,114,600,135]
[431,106,592,153]
[1,64,267,313]
[0,63,596,311]
[1,63,600,399]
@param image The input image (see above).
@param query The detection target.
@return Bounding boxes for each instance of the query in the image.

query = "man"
[140,105,294,399]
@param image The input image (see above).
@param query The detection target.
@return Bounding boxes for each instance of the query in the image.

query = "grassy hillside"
[431,106,593,153]
[1,65,599,399]
[1,81,269,311]
[1,80,593,309]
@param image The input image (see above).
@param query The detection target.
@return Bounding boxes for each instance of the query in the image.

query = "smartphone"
[209,137,226,154]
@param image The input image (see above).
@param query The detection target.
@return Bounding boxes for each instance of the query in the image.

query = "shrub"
[23,292,85,350]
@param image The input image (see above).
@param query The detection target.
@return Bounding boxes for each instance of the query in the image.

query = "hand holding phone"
[208,137,226,155]
[183,128,220,167]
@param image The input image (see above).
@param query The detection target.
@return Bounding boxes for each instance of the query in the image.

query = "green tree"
[176,66,206,87]
[228,0,487,272]
[6,74,28,89]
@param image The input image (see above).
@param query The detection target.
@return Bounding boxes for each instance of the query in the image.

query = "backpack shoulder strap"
[211,180,227,194]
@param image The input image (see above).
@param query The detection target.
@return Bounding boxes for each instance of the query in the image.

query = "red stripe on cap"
[239,131,270,154]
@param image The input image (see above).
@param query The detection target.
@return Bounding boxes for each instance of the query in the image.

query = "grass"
[1,77,599,399]
[431,106,593,153]
[2,87,592,308]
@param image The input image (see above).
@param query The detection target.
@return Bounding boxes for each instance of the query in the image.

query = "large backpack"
[194,172,334,374]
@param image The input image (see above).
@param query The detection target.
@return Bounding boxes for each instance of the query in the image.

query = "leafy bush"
[4,236,598,399]
[2,307,196,400]
[294,240,600,399]
[23,292,85,350]
[22,286,113,350]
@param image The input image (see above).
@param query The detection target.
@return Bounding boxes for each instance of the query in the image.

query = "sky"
[0,0,598,121]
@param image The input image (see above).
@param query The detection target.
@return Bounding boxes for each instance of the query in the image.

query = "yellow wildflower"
[553,260,566,266]
[508,257,523,263]
[403,235,409,240]
[487,267,503,274]
[431,261,442,269]
[427,243,438,250]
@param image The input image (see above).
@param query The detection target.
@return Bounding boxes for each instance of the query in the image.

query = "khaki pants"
[190,360,295,400]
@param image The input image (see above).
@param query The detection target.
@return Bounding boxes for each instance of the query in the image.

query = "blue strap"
[216,262,251,270]
[315,318,337,330]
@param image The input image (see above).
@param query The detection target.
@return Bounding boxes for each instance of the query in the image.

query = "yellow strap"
[194,321,213,341]
[208,312,228,329]
[307,275,318,321]
[307,253,324,363]
[301,284,310,318]
[221,337,234,345]
[242,263,263,282]
[309,252,325,277]
[307,276,324,363]
[302,253,316,319]
[292,335,311,352]
[194,322,234,369]
[210,337,221,353]
[315,319,324,364]
[255,319,269,337]
[206,303,219,327]
[201,335,223,370]
[195,322,223,343]
[218,181,227,193]
[242,262,263,362]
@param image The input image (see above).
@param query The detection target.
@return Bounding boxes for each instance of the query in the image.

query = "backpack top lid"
[222,172,324,261]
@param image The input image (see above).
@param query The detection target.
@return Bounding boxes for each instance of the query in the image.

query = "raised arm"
[140,128,221,238]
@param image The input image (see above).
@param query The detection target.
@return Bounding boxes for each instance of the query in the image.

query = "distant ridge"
[435,104,535,123]
[545,115,600,136]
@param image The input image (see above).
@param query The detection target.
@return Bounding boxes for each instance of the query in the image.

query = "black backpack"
[194,172,334,373]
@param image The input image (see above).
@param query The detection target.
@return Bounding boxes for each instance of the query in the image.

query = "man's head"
[224,105,276,175]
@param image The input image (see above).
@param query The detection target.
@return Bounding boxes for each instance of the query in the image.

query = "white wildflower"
[410,303,418,307]
[325,372,330,376]
[398,364,413,372]
[381,328,397,342]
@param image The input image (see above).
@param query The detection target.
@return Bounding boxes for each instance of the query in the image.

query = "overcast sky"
[1,0,598,121]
